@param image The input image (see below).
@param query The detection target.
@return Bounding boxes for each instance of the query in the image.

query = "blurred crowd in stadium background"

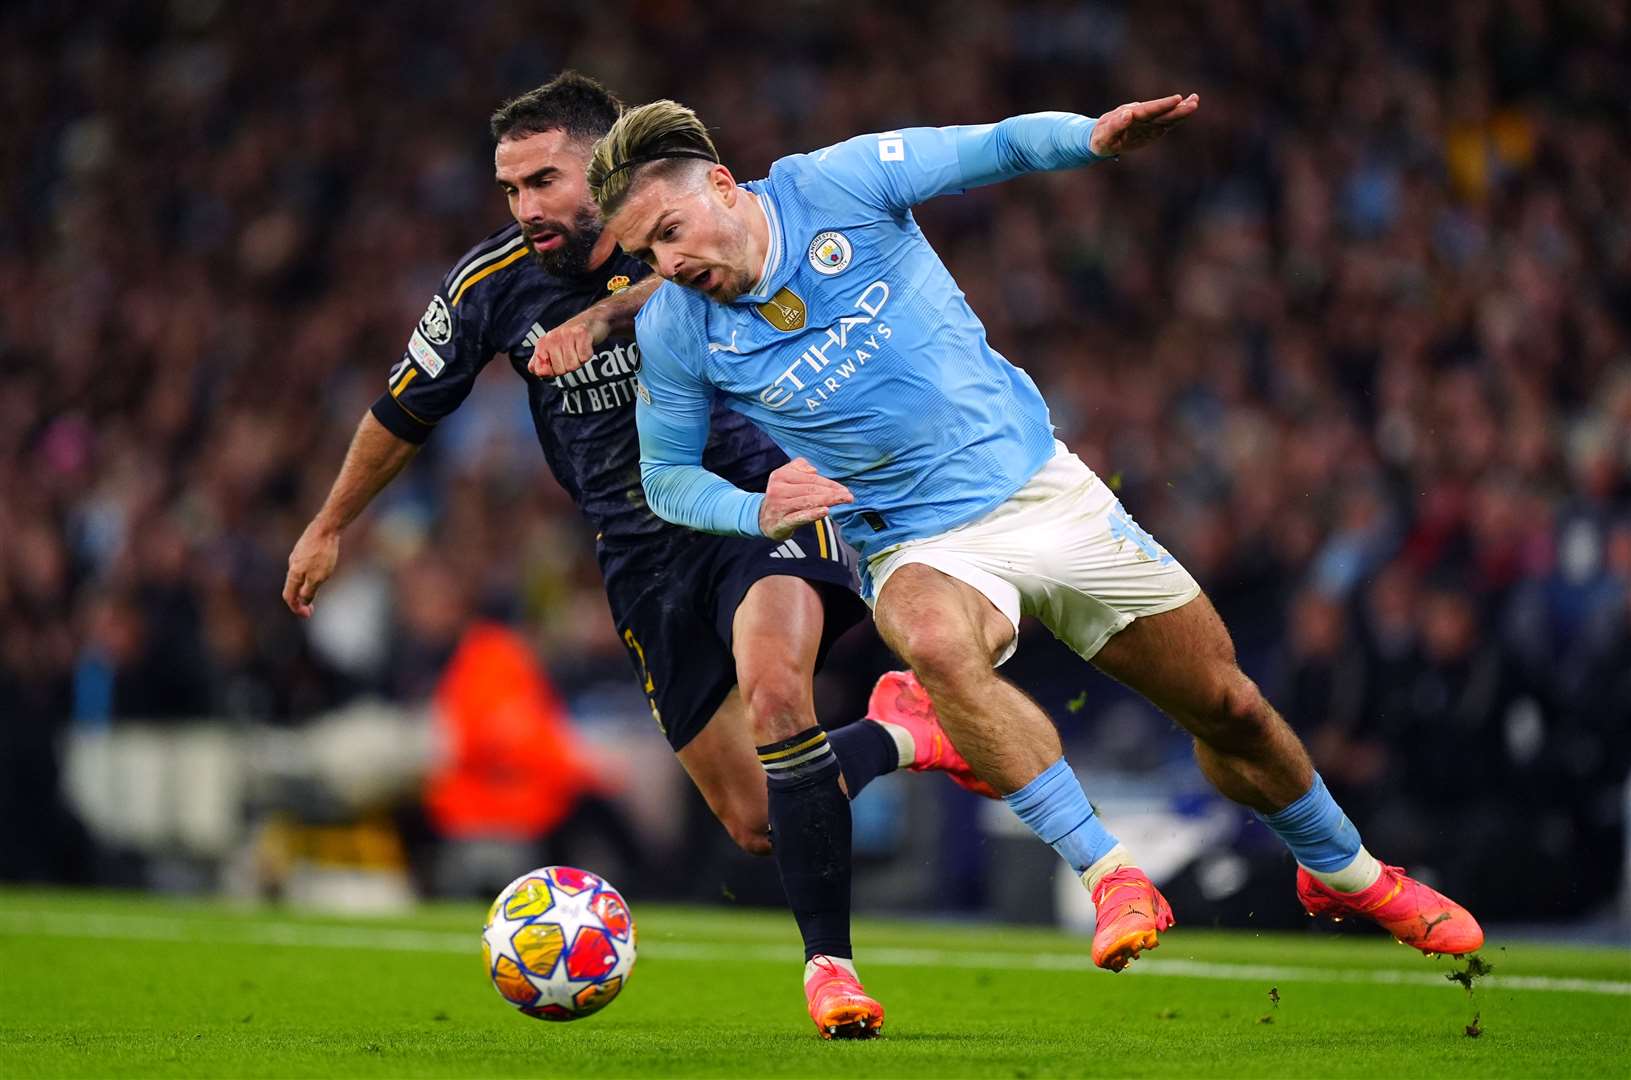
[3,1,1627,923]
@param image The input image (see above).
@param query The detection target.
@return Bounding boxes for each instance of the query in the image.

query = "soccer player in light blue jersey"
[586,96,1484,987]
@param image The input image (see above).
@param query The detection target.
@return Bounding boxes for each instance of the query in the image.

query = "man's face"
[495,129,602,276]
[608,168,756,302]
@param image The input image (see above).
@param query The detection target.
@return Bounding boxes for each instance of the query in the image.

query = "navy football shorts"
[604,519,867,752]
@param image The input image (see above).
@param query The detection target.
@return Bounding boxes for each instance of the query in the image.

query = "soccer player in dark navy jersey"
[373,215,779,551]
[283,73,987,1038]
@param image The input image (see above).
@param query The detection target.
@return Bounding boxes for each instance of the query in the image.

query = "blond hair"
[588,99,720,216]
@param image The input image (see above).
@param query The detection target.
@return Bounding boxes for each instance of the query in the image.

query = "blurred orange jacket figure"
[424,622,605,839]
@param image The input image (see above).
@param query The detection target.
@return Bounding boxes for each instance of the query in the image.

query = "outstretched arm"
[1087,94,1200,157]
[815,94,1199,209]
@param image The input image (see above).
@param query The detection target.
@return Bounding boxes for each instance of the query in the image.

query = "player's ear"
[709,164,738,206]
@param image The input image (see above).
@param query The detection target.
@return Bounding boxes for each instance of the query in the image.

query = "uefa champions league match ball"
[481,866,637,1020]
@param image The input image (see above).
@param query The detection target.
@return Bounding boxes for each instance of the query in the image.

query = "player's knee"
[894,622,989,695]
[739,670,811,743]
[1195,671,1272,746]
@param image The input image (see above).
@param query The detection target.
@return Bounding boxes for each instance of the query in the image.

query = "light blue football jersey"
[634,113,1108,576]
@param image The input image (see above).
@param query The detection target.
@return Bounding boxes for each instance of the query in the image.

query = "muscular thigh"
[731,575,825,702]
[730,574,822,668]
[1089,589,1239,718]
[873,562,1014,669]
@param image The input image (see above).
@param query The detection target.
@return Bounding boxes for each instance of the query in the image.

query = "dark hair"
[489,70,622,144]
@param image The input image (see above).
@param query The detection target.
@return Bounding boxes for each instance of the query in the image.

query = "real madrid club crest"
[807,230,852,276]
[606,274,631,294]
[756,286,806,332]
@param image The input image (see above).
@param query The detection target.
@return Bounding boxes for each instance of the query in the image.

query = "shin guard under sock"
[1003,757,1122,873]
[758,726,854,961]
[1256,773,1381,892]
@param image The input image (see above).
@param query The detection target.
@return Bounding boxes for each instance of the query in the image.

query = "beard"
[525,204,603,277]
[704,266,751,303]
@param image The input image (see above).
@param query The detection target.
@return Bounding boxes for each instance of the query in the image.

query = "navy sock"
[827,719,899,799]
[758,726,853,961]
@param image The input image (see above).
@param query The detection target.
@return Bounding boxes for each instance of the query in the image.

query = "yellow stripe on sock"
[761,744,835,772]
[757,731,828,763]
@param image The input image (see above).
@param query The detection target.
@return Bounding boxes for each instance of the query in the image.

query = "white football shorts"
[866,442,1201,665]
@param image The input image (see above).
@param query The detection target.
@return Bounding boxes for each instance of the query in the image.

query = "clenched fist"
[759,458,854,541]
[529,310,609,378]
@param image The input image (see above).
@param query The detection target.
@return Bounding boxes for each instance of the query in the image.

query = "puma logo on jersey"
[708,329,743,354]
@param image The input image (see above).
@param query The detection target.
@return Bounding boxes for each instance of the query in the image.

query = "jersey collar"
[736,183,785,305]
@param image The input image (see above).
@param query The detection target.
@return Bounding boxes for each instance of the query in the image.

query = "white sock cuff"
[805,955,859,983]
[1303,846,1383,894]
[1080,843,1133,896]
[872,719,915,768]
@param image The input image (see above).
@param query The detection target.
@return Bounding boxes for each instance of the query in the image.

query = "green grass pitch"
[2,889,1626,1078]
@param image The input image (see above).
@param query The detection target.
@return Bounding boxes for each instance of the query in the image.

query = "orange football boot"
[1090,866,1175,972]
[1298,863,1485,956]
[804,956,884,1040]
[867,671,1000,799]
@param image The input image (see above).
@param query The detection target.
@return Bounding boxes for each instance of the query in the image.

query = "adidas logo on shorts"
[769,538,807,559]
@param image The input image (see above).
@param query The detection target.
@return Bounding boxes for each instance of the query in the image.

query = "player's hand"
[283,521,341,618]
[759,458,853,541]
[529,310,610,378]
[1089,94,1199,158]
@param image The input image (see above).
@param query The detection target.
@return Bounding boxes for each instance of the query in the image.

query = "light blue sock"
[1255,773,1362,871]
[1003,758,1120,873]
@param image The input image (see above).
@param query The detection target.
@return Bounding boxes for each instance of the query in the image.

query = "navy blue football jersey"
[370,222,785,550]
